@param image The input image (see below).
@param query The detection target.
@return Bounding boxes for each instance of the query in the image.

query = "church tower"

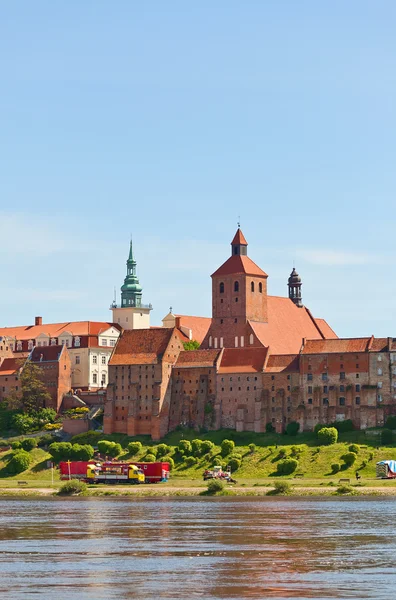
[111,241,152,330]
[288,267,303,307]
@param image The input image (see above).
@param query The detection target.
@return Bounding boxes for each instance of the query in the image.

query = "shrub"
[206,479,224,494]
[201,440,214,454]
[162,456,175,470]
[58,480,87,496]
[191,439,203,457]
[268,481,292,495]
[12,414,36,434]
[230,452,242,461]
[278,448,287,459]
[21,438,37,452]
[7,450,32,474]
[37,434,54,447]
[349,444,359,454]
[317,427,338,446]
[381,429,393,445]
[128,441,143,456]
[221,439,235,457]
[156,443,170,458]
[276,458,298,475]
[147,446,157,457]
[178,440,192,455]
[48,442,73,462]
[11,441,22,450]
[228,458,241,472]
[336,484,357,496]
[185,456,197,467]
[331,463,341,474]
[332,419,354,433]
[265,423,275,433]
[144,453,156,463]
[314,423,326,436]
[70,444,94,461]
[385,415,396,429]
[35,408,57,424]
[286,421,300,436]
[97,440,121,457]
[248,443,256,454]
[43,423,61,431]
[342,452,357,467]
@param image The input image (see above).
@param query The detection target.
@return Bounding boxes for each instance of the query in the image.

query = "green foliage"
[341,452,357,467]
[183,340,200,351]
[12,413,36,434]
[381,429,393,445]
[128,441,143,456]
[97,440,122,457]
[37,434,54,447]
[314,423,326,436]
[35,408,57,424]
[70,431,102,445]
[336,484,358,496]
[385,416,396,430]
[228,457,241,472]
[349,444,359,454]
[144,453,156,463]
[221,439,235,457]
[155,443,170,457]
[178,440,192,455]
[7,450,32,474]
[248,443,256,454]
[206,479,225,494]
[70,444,94,461]
[204,403,213,415]
[162,455,175,470]
[201,440,215,454]
[58,480,87,496]
[16,361,52,413]
[48,442,73,462]
[21,438,37,451]
[268,481,292,495]
[185,456,197,466]
[331,463,341,474]
[332,419,354,433]
[266,423,275,433]
[11,441,22,450]
[317,427,338,446]
[277,448,287,459]
[191,439,203,457]
[286,421,300,436]
[276,458,298,475]
[290,446,302,458]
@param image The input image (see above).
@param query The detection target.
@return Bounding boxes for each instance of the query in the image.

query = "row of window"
[92,373,106,385]
[91,355,107,365]
[219,281,263,293]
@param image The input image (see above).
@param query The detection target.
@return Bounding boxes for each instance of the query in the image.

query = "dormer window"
[74,336,80,347]
[16,341,22,351]
[28,340,33,350]
[51,338,57,345]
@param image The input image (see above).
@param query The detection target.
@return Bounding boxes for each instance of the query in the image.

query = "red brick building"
[104,228,396,439]
[30,345,72,411]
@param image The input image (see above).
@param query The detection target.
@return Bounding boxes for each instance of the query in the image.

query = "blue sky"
[0,2,395,337]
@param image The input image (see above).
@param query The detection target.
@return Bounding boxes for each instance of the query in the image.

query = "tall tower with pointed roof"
[288,267,303,307]
[111,241,152,330]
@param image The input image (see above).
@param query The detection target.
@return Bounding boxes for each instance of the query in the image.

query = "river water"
[0,496,394,599]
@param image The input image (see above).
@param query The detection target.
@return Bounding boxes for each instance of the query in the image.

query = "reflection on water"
[0,496,394,599]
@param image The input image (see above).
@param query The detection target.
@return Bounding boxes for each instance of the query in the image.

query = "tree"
[385,416,396,430]
[265,423,275,433]
[201,440,215,454]
[228,457,241,472]
[156,443,170,458]
[144,453,156,462]
[221,439,235,457]
[317,427,338,446]
[381,429,393,445]
[342,452,357,467]
[178,440,192,455]
[183,340,200,351]
[97,440,121,457]
[70,443,94,461]
[276,458,298,475]
[286,421,300,436]
[128,441,143,456]
[191,439,203,457]
[14,361,52,413]
[7,450,32,474]
[21,438,37,451]
[48,442,73,462]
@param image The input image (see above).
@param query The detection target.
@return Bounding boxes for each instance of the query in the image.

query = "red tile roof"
[301,337,378,354]
[369,338,389,352]
[0,357,22,376]
[231,228,248,246]
[212,255,268,278]
[249,296,333,355]
[109,328,184,366]
[0,321,120,341]
[265,354,299,373]
[175,349,221,368]
[175,315,211,344]
[30,345,65,362]
[218,347,269,373]
[313,318,338,338]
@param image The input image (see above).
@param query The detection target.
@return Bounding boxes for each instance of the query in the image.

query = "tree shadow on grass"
[31,459,50,473]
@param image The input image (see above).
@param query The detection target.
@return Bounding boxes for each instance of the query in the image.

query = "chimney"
[35,316,42,326]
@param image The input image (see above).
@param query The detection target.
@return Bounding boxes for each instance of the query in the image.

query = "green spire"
[121,240,143,307]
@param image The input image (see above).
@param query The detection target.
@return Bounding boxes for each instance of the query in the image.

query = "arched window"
[219,282,224,294]
[259,282,263,293]
[234,281,239,292]
[251,281,255,292]
[209,336,213,348]
[249,334,254,345]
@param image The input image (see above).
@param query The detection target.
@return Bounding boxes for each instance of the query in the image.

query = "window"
[102,339,108,346]
[65,339,71,348]
[209,336,212,348]
[220,337,223,348]
[93,373,98,384]
[235,297,238,303]
[251,281,255,292]
[219,282,224,294]
[234,318,237,323]
[377,368,383,376]
[259,282,262,293]
[339,397,345,406]
[92,355,97,364]
[214,338,218,349]
[356,373,360,379]
[28,340,33,350]
[378,394,383,402]
[308,398,313,405]
[308,386,313,393]
[234,281,239,292]
[249,334,254,345]
[355,397,360,405]
[378,355,382,362]
[340,372,345,380]
[75,356,80,365]
[110,339,116,347]
[101,374,106,386]
[323,385,328,393]
[322,373,328,381]
[377,382,382,389]
[271,375,275,380]
[323,398,329,405]
[16,341,22,351]
[307,373,313,381]
[240,336,244,347]
[220,319,223,324]
[102,356,106,365]
[235,337,238,348]
[355,384,360,392]
[340,385,345,392]
[74,336,80,347]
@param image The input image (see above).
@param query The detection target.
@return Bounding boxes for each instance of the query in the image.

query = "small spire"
[169,306,173,313]
[237,215,241,229]
[128,238,134,262]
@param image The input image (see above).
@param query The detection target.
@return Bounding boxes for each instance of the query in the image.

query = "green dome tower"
[121,241,143,307]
